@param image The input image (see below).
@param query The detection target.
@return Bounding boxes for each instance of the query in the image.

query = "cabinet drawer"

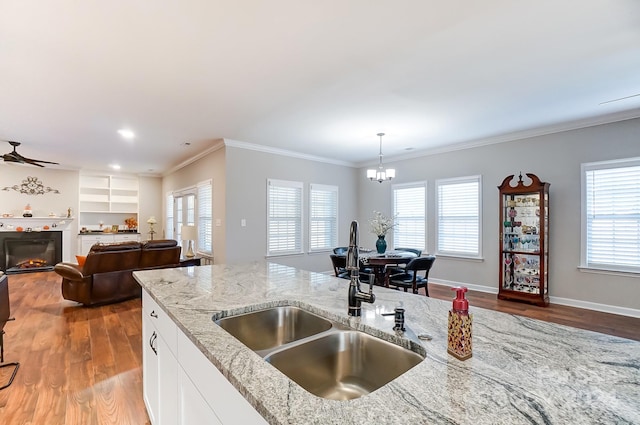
[115,234,140,242]
[142,290,177,356]
[85,235,115,243]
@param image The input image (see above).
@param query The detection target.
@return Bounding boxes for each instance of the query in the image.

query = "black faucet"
[346,221,375,316]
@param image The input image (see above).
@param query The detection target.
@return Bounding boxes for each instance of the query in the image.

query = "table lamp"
[181,225,197,258]
[147,216,157,240]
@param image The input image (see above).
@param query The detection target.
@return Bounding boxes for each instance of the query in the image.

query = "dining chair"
[329,254,350,279]
[388,256,436,296]
[394,247,423,256]
[0,273,20,390]
[386,247,423,275]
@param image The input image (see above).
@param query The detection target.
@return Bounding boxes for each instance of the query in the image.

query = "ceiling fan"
[2,141,59,167]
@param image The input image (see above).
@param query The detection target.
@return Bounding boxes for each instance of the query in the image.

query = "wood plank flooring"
[1,271,638,424]
[0,271,149,425]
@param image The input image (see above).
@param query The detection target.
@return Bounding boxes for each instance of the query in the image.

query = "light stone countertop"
[133,262,640,425]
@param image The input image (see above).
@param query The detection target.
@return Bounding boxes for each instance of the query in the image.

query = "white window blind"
[436,176,481,257]
[309,184,338,251]
[197,180,213,255]
[267,179,303,256]
[583,158,640,273]
[393,183,426,250]
[166,193,174,239]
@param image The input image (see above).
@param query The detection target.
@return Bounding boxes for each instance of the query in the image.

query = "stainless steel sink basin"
[265,330,424,400]
[215,306,332,352]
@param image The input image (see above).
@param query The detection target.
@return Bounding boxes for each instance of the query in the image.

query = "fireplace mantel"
[0,217,74,263]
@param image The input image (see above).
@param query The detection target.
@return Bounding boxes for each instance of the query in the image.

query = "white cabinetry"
[178,367,223,425]
[77,233,141,255]
[79,174,138,231]
[141,289,267,425]
[142,291,178,425]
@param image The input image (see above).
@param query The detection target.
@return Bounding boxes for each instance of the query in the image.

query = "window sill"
[265,252,305,258]
[578,266,640,278]
[434,253,484,262]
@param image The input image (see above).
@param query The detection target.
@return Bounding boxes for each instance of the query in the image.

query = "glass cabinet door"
[498,174,549,306]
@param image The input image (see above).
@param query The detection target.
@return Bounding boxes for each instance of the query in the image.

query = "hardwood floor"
[425,282,640,341]
[0,271,149,425]
[0,272,638,424]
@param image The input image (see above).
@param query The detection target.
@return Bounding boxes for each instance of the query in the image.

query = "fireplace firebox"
[0,231,62,273]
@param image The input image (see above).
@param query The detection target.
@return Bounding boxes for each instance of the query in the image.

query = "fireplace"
[0,231,62,273]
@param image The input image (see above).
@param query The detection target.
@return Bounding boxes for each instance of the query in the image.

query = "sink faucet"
[347,220,375,316]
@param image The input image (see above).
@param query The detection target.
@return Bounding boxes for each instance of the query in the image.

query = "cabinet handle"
[150,310,158,318]
[150,331,158,355]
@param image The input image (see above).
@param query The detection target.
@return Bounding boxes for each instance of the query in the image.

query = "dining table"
[359,250,418,287]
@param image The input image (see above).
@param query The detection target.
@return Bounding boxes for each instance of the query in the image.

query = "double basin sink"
[215,306,425,400]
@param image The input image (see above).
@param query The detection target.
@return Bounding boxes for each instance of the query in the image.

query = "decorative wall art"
[2,176,61,195]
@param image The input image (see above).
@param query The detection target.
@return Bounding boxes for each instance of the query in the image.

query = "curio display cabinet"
[498,173,549,306]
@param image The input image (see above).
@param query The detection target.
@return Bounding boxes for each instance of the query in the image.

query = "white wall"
[359,117,640,312]
[224,146,358,272]
[162,146,226,262]
[0,165,79,219]
[138,175,163,240]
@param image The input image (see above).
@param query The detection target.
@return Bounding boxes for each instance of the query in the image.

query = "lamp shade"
[147,216,157,225]
[181,225,197,241]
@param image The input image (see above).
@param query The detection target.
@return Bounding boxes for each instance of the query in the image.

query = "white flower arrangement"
[369,211,396,237]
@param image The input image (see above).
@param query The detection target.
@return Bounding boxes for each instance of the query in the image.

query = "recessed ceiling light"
[110,164,121,170]
[118,129,135,140]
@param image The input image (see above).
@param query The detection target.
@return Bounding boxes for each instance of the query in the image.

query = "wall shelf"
[79,174,139,231]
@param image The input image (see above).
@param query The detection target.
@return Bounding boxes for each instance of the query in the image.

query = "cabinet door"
[80,235,115,255]
[178,367,223,425]
[177,331,268,424]
[158,335,178,425]
[142,316,159,425]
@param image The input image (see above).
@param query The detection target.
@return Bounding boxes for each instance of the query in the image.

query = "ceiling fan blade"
[24,157,59,165]
[22,157,45,167]
[2,153,22,163]
[2,140,58,166]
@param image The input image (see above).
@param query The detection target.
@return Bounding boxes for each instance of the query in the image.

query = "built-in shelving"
[79,174,139,231]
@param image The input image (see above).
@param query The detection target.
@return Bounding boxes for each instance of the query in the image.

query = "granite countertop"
[133,262,640,425]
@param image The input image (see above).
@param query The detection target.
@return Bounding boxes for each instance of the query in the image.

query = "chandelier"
[366,133,395,183]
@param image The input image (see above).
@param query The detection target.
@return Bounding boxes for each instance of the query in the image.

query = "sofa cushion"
[83,242,142,275]
[89,241,142,253]
[139,239,181,269]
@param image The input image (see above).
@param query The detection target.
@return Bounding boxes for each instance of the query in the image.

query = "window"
[166,181,211,253]
[267,179,303,256]
[393,183,426,250]
[436,176,482,257]
[166,192,174,239]
[582,158,640,273]
[309,184,338,251]
[197,180,213,255]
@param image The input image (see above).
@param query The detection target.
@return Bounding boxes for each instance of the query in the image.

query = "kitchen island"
[133,262,639,424]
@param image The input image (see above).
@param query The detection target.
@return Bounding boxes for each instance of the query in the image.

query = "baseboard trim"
[430,279,640,318]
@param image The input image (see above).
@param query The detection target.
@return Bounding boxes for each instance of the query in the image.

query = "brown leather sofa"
[54,239,182,306]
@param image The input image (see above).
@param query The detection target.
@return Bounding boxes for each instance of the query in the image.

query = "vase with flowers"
[124,216,138,232]
[369,211,396,254]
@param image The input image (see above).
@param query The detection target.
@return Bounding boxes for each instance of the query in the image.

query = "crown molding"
[357,108,640,167]
[223,138,356,167]
[162,139,226,176]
